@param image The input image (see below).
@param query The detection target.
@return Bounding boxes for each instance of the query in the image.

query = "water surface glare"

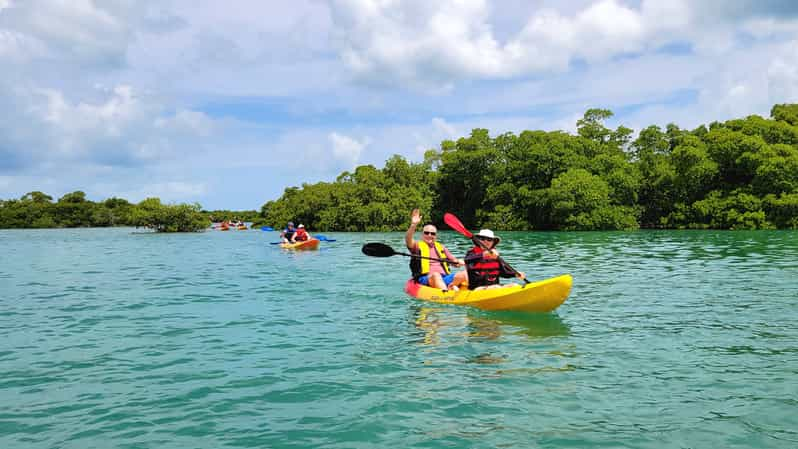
[1,228,796,448]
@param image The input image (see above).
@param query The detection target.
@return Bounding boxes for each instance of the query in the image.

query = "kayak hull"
[280,238,320,250]
[404,274,572,313]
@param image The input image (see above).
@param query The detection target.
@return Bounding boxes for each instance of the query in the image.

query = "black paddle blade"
[362,242,396,257]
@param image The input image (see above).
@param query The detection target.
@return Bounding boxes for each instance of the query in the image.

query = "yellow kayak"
[404,274,572,313]
[280,238,320,250]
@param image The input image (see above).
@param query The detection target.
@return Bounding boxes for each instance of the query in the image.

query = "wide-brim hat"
[298,224,305,228]
[476,229,500,244]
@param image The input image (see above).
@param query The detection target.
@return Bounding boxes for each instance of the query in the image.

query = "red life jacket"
[295,228,308,241]
[466,246,501,289]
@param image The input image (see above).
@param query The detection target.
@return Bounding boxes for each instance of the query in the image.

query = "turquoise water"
[1,228,796,449]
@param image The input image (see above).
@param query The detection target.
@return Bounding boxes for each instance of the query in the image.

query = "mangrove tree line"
[0,192,210,232]
[261,104,798,231]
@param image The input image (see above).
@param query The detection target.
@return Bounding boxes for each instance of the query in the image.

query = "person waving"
[405,209,465,291]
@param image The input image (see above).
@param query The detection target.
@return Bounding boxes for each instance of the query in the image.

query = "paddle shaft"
[394,250,458,265]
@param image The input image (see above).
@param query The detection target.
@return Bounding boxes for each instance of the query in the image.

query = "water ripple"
[0,228,796,448]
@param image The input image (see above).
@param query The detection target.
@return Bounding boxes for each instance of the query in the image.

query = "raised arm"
[405,208,421,251]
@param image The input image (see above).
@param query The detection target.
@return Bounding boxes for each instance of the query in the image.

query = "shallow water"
[1,228,796,448]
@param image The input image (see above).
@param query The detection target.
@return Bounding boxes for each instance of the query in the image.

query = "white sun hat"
[475,229,500,244]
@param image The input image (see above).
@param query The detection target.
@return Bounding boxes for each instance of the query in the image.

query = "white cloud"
[0,0,135,67]
[36,85,139,130]
[141,181,208,201]
[548,113,582,135]
[3,1,798,210]
[0,83,218,172]
[571,0,646,57]
[329,132,369,168]
[432,117,457,138]
[23,85,156,159]
[155,109,215,137]
[640,0,690,31]
[0,29,47,60]
[769,40,798,104]
[86,180,208,204]
[743,18,798,39]
[328,0,798,91]
[329,0,695,89]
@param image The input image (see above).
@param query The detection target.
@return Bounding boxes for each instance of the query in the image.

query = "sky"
[1,0,798,210]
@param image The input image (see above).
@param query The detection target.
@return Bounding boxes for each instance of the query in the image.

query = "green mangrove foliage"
[4,105,798,232]
[128,198,208,232]
[261,155,435,231]
[0,193,209,232]
[261,104,798,231]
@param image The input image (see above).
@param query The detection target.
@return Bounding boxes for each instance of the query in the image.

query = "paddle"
[362,243,458,264]
[443,212,529,285]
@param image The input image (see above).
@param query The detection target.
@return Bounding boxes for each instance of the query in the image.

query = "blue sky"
[1,0,798,210]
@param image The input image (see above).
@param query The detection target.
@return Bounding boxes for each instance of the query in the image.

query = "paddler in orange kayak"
[280,222,297,243]
[293,224,312,242]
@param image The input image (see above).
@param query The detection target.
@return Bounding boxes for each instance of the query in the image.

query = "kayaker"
[405,209,465,291]
[281,221,297,243]
[455,229,525,291]
[294,224,311,242]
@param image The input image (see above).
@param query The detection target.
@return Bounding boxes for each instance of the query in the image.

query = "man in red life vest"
[294,224,311,242]
[461,229,525,290]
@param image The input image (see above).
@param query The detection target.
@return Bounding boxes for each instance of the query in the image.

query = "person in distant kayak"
[281,222,297,243]
[455,229,525,291]
[294,224,311,242]
[406,209,465,291]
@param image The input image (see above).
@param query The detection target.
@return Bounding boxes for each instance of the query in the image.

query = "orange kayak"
[280,238,320,250]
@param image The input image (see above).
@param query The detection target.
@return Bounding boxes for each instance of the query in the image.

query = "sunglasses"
[476,236,494,241]
[423,231,437,236]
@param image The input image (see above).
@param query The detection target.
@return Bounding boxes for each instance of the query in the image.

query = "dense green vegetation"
[4,104,798,232]
[261,104,798,231]
[129,198,209,232]
[0,192,209,232]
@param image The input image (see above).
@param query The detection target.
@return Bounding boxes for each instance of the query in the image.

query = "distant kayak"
[280,238,320,250]
[261,226,274,231]
[404,274,572,313]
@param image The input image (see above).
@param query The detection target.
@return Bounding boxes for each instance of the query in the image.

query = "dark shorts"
[418,273,456,286]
